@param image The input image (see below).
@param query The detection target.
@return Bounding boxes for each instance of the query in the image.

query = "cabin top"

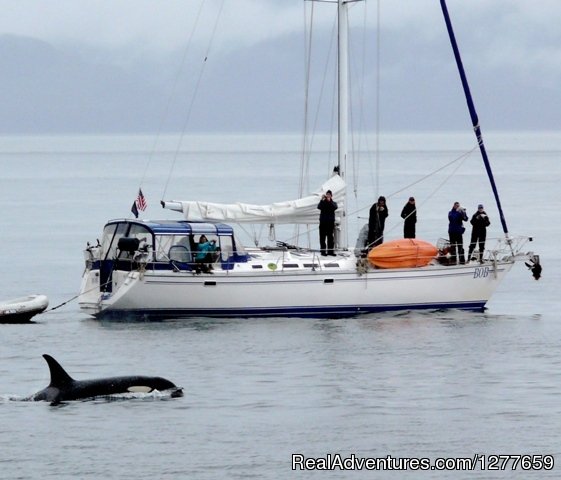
[105,219,234,236]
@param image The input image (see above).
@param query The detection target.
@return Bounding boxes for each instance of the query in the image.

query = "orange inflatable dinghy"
[367,239,438,269]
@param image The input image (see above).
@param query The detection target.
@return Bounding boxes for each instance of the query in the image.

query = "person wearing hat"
[317,189,338,256]
[468,203,491,263]
[400,196,417,238]
[368,195,389,248]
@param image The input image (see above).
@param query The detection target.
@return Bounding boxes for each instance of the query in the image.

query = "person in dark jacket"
[317,189,338,256]
[400,196,417,238]
[448,201,468,264]
[368,196,389,248]
[468,204,491,263]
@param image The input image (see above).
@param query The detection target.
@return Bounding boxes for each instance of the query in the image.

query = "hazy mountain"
[0,31,557,134]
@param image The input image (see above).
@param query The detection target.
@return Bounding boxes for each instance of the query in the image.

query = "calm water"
[0,133,559,479]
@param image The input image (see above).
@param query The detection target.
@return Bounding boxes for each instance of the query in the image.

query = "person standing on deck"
[448,201,468,264]
[468,204,490,263]
[368,196,389,248]
[317,190,338,256]
[400,196,417,239]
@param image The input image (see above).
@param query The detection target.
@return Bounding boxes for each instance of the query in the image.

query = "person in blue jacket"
[448,201,468,264]
[195,235,216,273]
[317,190,338,256]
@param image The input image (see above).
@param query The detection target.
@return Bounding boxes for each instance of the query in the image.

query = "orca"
[30,354,183,404]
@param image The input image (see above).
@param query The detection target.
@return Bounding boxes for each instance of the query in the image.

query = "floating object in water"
[0,294,49,323]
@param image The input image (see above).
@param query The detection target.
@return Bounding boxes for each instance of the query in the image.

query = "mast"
[440,0,509,237]
[337,0,349,248]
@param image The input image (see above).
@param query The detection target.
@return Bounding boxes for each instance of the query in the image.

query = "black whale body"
[31,354,183,404]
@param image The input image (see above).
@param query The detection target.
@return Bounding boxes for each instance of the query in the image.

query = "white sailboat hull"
[77,1,539,321]
[79,260,513,319]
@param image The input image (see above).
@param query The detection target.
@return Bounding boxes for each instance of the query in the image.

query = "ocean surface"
[0,132,559,479]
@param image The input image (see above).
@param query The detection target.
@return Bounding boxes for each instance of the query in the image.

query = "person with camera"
[195,235,217,273]
[448,201,468,264]
[468,203,491,263]
[400,196,417,239]
[368,195,389,248]
[317,189,338,256]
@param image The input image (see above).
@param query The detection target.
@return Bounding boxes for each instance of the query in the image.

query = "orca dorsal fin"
[43,354,74,387]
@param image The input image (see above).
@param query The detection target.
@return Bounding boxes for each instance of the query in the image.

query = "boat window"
[127,224,152,250]
[155,235,193,262]
[100,224,117,259]
[169,245,191,263]
[232,235,247,256]
[102,223,128,260]
[218,235,234,262]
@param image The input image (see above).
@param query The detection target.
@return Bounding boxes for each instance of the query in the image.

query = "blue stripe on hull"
[96,301,487,320]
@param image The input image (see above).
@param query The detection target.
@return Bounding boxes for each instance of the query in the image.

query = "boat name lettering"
[473,267,490,279]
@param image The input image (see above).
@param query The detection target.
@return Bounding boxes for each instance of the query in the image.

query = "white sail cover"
[163,175,345,224]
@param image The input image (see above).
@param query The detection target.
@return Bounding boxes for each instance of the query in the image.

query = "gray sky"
[1,0,560,133]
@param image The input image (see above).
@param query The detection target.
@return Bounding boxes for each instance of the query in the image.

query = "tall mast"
[440,0,509,237]
[337,0,349,248]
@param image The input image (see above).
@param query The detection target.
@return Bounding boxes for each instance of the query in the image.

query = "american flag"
[131,188,147,218]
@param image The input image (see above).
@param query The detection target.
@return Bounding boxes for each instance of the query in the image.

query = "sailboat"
[78,0,540,319]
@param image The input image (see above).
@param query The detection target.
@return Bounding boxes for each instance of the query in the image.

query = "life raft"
[0,294,49,323]
[367,239,438,269]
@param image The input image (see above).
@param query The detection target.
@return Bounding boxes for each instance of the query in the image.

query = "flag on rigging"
[131,188,147,218]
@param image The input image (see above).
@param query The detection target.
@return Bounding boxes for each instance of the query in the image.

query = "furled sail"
[162,174,345,224]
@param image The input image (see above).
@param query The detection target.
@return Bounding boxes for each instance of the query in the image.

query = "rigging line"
[346,5,366,201]
[354,145,478,219]
[296,1,314,244]
[364,148,474,248]
[328,55,337,177]
[234,222,260,247]
[299,1,314,199]
[304,11,337,183]
[375,0,381,198]
[161,0,226,200]
[387,146,477,200]
[345,27,362,200]
[298,2,314,196]
[277,146,477,247]
[352,0,369,201]
[137,0,207,194]
[318,15,338,179]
